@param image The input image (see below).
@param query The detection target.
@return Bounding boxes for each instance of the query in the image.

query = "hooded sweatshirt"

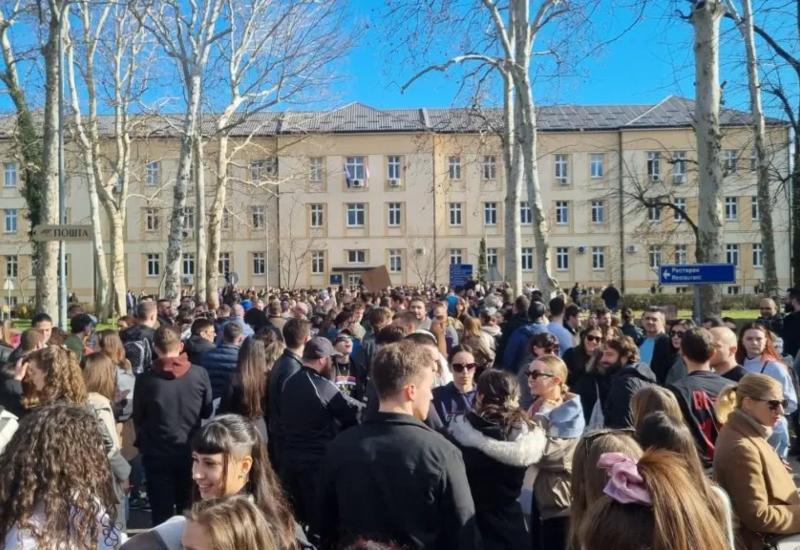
[132,353,213,456]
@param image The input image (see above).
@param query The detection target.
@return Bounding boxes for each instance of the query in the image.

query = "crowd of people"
[0,282,799,549]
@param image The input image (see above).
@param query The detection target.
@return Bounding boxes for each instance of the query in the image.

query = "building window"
[647,151,661,182]
[448,202,462,226]
[345,156,367,185]
[310,204,324,228]
[750,149,757,171]
[591,200,605,224]
[752,243,763,268]
[554,154,569,184]
[556,247,569,271]
[4,209,17,233]
[674,244,688,265]
[726,243,739,266]
[145,161,160,187]
[182,253,195,275]
[387,202,402,227]
[346,203,365,227]
[146,253,160,277]
[182,207,195,231]
[218,252,231,276]
[222,208,232,231]
[590,153,604,178]
[250,158,277,182]
[648,245,662,268]
[387,155,402,181]
[647,205,661,222]
[521,247,533,271]
[723,149,738,173]
[251,205,265,229]
[252,252,265,275]
[145,208,159,232]
[673,198,686,221]
[388,249,402,273]
[519,201,532,225]
[482,155,497,180]
[484,202,498,226]
[486,247,498,267]
[5,255,17,278]
[309,157,324,182]
[348,250,366,264]
[4,162,17,187]
[311,250,325,274]
[675,286,689,294]
[592,247,605,270]
[448,156,461,179]
[751,197,760,221]
[724,197,738,221]
[555,201,569,225]
[449,249,463,265]
[727,285,740,295]
[672,151,687,184]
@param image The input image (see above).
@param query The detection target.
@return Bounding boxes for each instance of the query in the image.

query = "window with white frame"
[387,155,402,181]
[311,250,325,274]
[726,243,739,266]
[346,203,365,227]
[5,255,17,278]
[555,201,569,225]
[750,149,757,171]
[751,197,760,221]
[723,149,738,173]
[348,250,366,264]
[250,205,265,229]
[673,198,686,221]
[591,200,605,224]
[146,253,160,277]
[182,206,195,231]
[590,154,604,178]
[482,155,497,180]
[484,202,498,226]
[182,253,195,275]
[345,156,367,183]
[222,208,232,231]
[4,162,16,187]
[556,247,569,271]
[519,201,532,225]
[675,286,689,294]
[592,247,605,270]
[448,202,462,226]
[724,197,738,221]
[448,156,461,179]
[388,249,402,273]
[672,151,687,184]
[554,154,569,184]
[648,245,662,268]
[309,157,324,182]
[521,247,533,271]
[4,209,17,233]
[486,247,498,267]
[387,202,402,227]
[250,158,277,182]
[252,252,265,275]
[310,204,324,228]
[145,161,160,187]
[727,285,740,295]
[145,208,159,232]
[218,252,231,276]
[647,205,661,222]
[647,152,661,181]
[752,243,763,267]
[449,249,463,265]
[674,244,687,265]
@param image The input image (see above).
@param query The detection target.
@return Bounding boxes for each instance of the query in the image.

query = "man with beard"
[279,337,363,529]
[575,335,656,429]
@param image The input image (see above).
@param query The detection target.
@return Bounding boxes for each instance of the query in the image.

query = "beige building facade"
[0,96,792,305]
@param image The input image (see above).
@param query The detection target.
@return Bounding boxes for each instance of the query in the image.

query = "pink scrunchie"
[597,452,652,505]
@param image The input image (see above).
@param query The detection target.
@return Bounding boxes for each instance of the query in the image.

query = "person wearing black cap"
[279,336,363,529]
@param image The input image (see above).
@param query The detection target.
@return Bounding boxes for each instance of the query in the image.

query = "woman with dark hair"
[432,344,479,426]
[663,319,695,385]
[218,338,269,440]
[561,327,603,387]
[0,404,120,549]
[448,369,545,549]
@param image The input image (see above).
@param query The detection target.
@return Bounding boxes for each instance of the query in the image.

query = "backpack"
[124,338,153,375]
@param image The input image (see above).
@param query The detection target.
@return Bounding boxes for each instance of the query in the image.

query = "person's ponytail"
[715,385,738,425]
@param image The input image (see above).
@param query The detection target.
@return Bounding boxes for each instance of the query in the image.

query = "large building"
[0,95,792,305]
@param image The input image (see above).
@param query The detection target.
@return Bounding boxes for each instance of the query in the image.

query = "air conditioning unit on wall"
[388,179,401,187]
[577,246,587,254]
[350,179,364,188]
[626,244,638,254]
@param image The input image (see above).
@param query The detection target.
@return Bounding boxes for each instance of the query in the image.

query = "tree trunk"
[206,135,228,309]
[86,170,110,319]
[109,210,127,316]
[194,135,207,303]
[501,72,523,297]
[692,1,726,316]
[793,128,800,287]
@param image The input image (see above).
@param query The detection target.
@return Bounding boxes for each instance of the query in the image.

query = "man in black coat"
[495,295,530,366]
[318,340,481,550]
[601,336,656,429]
[183,318,216,365]
[638,307,672,384]
[783,288,800,359]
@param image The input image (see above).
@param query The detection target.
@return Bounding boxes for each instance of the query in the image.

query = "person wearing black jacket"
[495,296,530,366]
[133,326,213,525]
[318,340,480,550]
[183,318,216,365]
[601,336,656,429]
[280,337,362,528]
[638,308,672,384]
[783,288,800,359]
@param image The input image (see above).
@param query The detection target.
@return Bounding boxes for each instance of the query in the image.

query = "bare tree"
[406,235,450,286]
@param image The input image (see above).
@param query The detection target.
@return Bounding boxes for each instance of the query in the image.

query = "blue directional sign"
[330,274,343,285]
[449,264,473,287]
[659,264,736,285]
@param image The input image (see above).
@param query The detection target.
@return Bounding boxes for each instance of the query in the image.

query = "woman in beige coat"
[714,373,800,549]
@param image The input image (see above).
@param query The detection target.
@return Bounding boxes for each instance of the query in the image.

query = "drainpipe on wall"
[617,128,626,294]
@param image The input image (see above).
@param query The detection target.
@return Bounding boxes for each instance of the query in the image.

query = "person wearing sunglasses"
[432,345,478,427]
[663,319,696,386]
[714,373,800,549]
[562,328,603,387]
